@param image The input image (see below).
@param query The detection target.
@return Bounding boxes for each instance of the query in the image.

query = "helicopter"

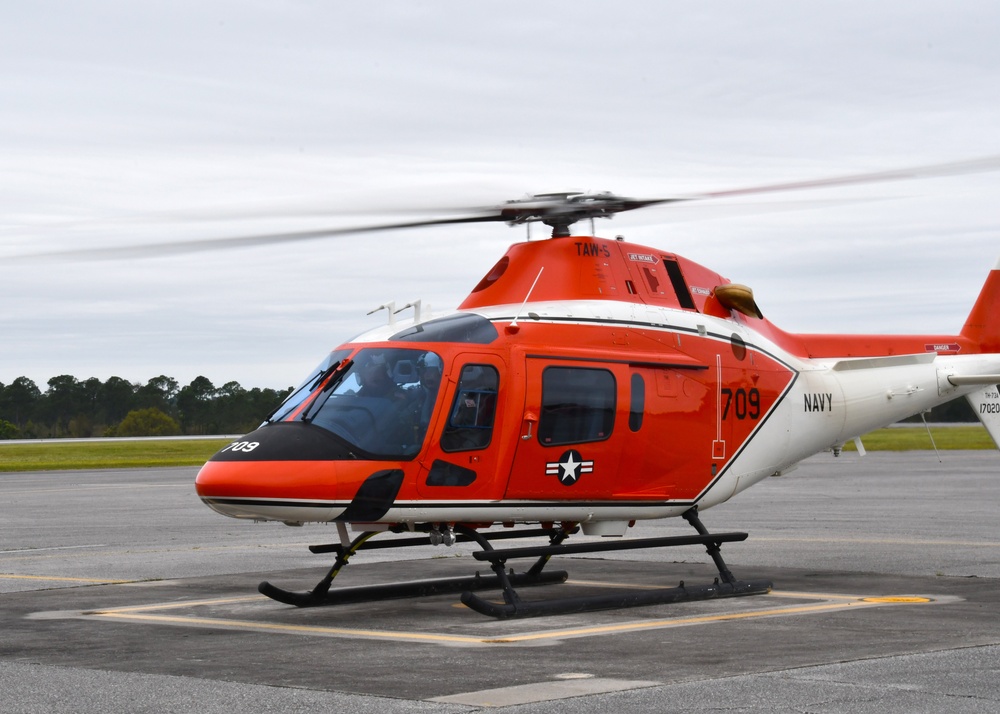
[33,157,985,619]
[185,160,1000,619]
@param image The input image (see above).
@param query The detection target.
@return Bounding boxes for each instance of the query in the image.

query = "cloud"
[2,1,1000,389]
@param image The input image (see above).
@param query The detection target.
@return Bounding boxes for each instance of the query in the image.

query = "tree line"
[0,372,979,441]
[0,374,292,439]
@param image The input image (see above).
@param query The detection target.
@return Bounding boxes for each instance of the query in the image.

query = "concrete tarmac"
[1,450,999,713]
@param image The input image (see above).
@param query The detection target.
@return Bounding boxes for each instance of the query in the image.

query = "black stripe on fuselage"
[200,497,694,511]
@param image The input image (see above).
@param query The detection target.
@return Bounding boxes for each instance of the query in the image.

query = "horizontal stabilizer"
[831,353,936,371]
[947,374,1000,386]
[965,386,1000,450]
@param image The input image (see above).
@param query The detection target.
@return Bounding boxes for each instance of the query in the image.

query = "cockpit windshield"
[273,347,444,459]
[267,348,353,424]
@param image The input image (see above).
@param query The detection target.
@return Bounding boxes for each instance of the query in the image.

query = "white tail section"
[965,386,1000,450]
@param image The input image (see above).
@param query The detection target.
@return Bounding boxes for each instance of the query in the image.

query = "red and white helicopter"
[189,160,1000,618]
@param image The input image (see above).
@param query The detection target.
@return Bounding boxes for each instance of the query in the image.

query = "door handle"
[521,412,538,441]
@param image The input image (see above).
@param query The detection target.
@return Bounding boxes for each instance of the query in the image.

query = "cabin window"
[629,373,645,431]
[441,364,499,452]
[538,367,616,446]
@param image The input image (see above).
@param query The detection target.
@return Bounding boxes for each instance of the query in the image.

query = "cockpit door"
[415,353,505,499]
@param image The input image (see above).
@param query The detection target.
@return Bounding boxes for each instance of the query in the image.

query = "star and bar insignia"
[545,449,594,486]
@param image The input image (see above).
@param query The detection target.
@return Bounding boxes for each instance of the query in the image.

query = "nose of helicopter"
[194,422,404,524]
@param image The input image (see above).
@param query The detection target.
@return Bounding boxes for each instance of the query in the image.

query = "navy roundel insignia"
[545,450,594,486]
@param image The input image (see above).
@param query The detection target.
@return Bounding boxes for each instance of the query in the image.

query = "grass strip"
[0,439,233,472]
[0,426,995,472]
[843,425,994,451]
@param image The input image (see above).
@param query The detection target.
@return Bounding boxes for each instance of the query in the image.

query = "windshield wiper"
[300,358,353,424]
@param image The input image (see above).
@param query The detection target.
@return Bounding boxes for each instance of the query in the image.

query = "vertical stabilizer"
[965,386,1000,450]
[961,258,1000,352]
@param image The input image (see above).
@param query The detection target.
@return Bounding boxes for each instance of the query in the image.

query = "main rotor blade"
[692,154,1000,201]
[10,154,1000,262]
[10,213,505,262]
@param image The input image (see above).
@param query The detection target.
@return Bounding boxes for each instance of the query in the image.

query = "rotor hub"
[498,192,668,237]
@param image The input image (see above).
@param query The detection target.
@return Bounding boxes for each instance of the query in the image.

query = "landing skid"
[258,526,568,609]
[259,570,568,608]
[258,508,772,619]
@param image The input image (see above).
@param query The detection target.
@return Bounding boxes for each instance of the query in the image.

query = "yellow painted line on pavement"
[770,589,868,600]
[96,595,263,612]
[86,588,937,646]
[93,610,489,645]
[484,597,925,644]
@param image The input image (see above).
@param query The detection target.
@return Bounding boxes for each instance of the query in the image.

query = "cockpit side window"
[440,364,499,452]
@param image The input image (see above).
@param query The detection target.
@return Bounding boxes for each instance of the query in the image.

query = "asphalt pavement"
[1,450,999,713]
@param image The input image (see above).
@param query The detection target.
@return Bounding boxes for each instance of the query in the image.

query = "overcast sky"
[3,1,1000,390]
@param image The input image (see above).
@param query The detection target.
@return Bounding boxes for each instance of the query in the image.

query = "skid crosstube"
[257,509,772,619]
